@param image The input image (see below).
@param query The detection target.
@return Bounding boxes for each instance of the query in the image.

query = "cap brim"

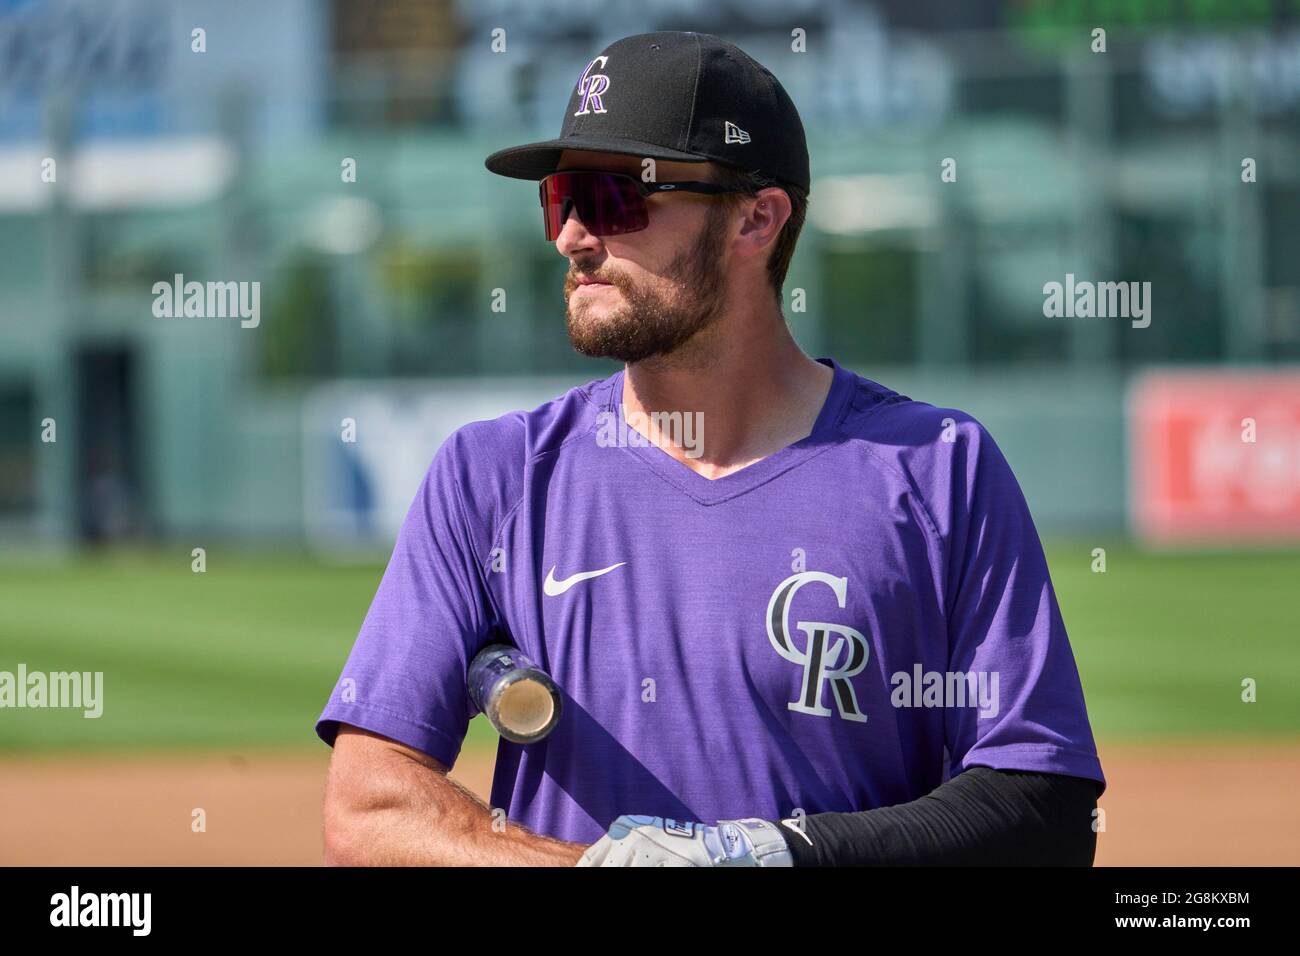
[484,134,709,180]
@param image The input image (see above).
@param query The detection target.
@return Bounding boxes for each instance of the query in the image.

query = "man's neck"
[620,307,834,481]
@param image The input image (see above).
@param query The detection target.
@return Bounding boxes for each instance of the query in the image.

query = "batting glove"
[577,815,793,867]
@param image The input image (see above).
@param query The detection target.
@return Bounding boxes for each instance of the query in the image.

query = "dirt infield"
[1,741,1296,866]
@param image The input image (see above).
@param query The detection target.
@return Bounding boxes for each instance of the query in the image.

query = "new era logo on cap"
[724,120,750,144]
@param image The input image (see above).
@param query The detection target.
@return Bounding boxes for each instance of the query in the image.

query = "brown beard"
[564,203,731,363]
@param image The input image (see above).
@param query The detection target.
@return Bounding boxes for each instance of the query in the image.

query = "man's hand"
[577,815,793,867]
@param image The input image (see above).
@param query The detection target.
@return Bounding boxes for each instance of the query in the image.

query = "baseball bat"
[468,643,562,744]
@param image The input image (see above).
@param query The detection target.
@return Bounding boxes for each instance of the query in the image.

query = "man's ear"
[736,187,790,258]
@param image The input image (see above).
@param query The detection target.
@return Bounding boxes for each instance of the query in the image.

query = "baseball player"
[317,31,1105,867]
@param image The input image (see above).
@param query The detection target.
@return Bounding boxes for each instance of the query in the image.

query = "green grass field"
[0,542,1296,752]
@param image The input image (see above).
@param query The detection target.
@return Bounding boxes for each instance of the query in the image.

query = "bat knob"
[468,644,562,744]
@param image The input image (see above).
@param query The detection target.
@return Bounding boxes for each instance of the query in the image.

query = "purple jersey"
[316,359,1104,843]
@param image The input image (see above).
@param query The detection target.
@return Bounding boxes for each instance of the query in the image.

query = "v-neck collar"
[604,358,855,506]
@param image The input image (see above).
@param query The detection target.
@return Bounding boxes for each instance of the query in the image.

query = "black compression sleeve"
[774,767,1102,866]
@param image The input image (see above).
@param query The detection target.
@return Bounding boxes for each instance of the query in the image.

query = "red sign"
[1129,371,1300,543]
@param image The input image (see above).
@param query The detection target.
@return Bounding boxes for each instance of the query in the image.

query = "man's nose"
[555,201,599,254]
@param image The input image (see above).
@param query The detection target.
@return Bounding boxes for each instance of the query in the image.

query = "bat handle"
[468,643,562,744]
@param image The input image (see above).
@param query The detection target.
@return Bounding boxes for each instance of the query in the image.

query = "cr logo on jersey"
[766,571,870,723]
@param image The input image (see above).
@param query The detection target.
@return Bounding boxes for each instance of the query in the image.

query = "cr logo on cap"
[574,56,610,116]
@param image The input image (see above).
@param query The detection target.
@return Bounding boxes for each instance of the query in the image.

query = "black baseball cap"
[484,31,810,193]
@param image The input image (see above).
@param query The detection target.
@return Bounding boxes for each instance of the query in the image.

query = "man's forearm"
[324,743,585,866]
[774,767,1102,866]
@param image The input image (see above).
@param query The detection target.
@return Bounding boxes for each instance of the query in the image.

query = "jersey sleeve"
[314,431,498,768]
[940,420,1105,790]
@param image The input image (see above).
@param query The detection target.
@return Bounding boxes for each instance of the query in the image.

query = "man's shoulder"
[834,368,990,456]
[828,365,1020,535]
[429,371,616,492]
[826,366,1019,541]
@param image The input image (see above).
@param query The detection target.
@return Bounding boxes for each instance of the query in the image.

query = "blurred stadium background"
[0,0,1297,865]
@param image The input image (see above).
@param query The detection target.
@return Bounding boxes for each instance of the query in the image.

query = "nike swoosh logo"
[543,562,626,597]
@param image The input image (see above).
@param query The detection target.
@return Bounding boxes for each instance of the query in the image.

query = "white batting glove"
[577,815,794,867]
